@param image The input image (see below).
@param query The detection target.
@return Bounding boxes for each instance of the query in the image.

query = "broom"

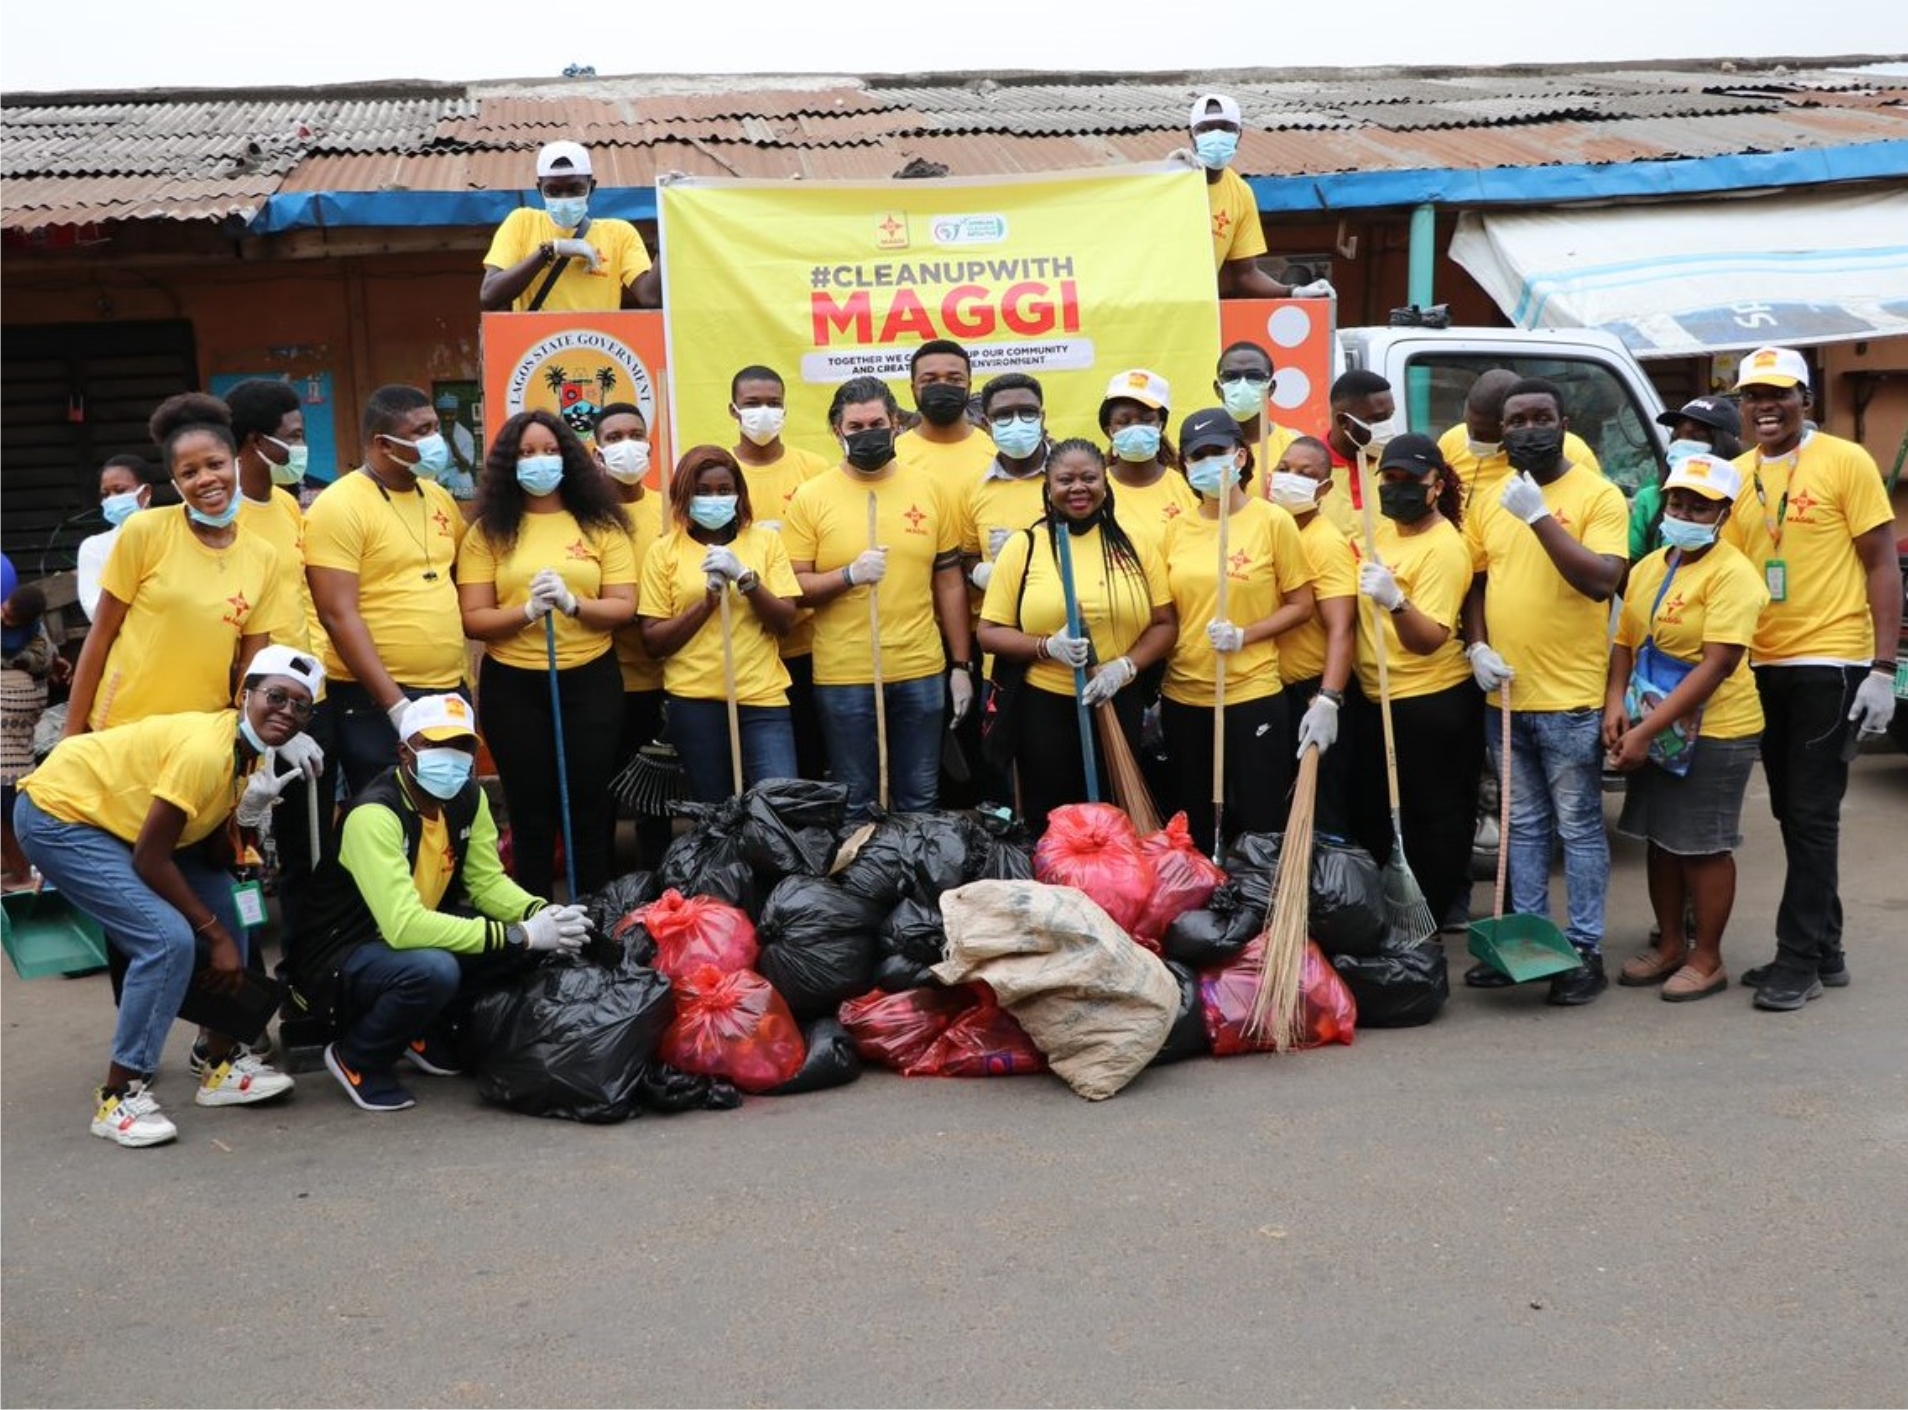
[1094,702,1161,835]
[1210,484,1231,863]
[1245,745,1318,1051]
[1052,520,1102,803]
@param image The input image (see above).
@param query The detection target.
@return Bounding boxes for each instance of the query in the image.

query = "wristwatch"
[736,570,761,595]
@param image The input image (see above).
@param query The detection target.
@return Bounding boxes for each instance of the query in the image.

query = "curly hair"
[474,409,629,554]
[148,392,235,470]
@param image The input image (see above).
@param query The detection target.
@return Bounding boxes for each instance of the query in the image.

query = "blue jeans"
[814,674,944,819]
[666,696,798,803]
[13,793,247,1077]
[1488,707,1609,954]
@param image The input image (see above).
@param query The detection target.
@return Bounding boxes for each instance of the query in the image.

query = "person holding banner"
[455,410,636,898]
[729,365,835,780]
[1189,93,1331,301]
[783,376,975,821]
[480,140,659,312]
[894,341,995,484]
[1099,369,1197,557]
[1159,408,1316,853]
[1215,342,1302,477]
[639,446,801,801]
[962,374,1052,594]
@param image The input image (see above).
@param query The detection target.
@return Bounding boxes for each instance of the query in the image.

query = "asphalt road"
[4,750,1905,1409]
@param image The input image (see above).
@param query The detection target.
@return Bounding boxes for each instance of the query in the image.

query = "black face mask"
[1504,426,1565,475]
[916,383,969,427]
[1378,479,1434,524]
[842,427,894,473]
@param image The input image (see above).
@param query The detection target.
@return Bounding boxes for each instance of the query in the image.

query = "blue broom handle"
[1053,525,1100,804]
[545,612,577,900]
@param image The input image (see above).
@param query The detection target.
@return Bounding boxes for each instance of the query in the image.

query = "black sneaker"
[1547,952,1608,1006]
[1743,959,1849,990]
[1752,970,1825,1012]
[324,1043,416,1112]
[1463,962,1517,989]
[401,1034,463,1078]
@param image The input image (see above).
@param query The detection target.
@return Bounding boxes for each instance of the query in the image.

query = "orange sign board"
[1216,298,1335,440]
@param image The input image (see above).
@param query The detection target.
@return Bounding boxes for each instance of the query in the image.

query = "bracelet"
[194,916,220,935]
[1874,658,1896,675]
[1035,637,1049,661]
[1318,687,1344,706]
[841,565,855,588]
[949,659,972,672]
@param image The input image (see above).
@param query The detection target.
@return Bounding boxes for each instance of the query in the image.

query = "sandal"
[1662,965,1728,1003]
[1618,947,1686,986]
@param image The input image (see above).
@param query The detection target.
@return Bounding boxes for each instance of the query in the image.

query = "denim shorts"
[1617,734,1760,856]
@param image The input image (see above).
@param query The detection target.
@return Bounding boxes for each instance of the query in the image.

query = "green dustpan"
[2,887,109,980]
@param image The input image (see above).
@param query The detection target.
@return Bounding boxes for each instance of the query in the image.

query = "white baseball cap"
[244,644,324,697]
[536,140,593,180]
[1663,453,1744,502]
[1734,345,1810,391]
[399,693,480,744]
[1102,369,1171,413]
[1189,93,1242,130]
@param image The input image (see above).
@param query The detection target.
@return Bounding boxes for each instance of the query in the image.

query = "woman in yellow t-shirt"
[64,394,291,737]
[1159,409,1316,855]
[1099,369,1197,559]
[978,439,1177,836]
[456,410,635,898]
[1350,433,1482,928]
[1605,454,1768,1002]
[638,446,801,803]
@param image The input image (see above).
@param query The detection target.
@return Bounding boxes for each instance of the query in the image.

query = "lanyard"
[1750,431,1812,554]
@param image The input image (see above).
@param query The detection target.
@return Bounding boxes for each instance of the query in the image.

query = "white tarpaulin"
[1450,188,1908,358]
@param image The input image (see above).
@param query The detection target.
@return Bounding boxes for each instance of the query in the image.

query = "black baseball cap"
[1655,395,1741,438]
[1180,407,1244,455]
[1377,432,1445,476]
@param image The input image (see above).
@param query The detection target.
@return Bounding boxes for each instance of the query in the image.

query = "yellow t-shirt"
[739,445,834,660]
[305,470,468,689]
[1208,168,1267,270]
[1617,544,1769,740]
[782,466,961,687]
[894,428,996,485]
[91,506,294,730]
[1723,433,1895,663]
[1356,517,1473,702]
[961,471,1048,561]
[1109,469,1200,559]
[1278,511,1359,684]
[1162,498,1314,707]
[456,508,637,672]
[1437,424,1603,510]
[637,526,801,706]
[239,489,326,662]
[412,808,456,911]
[612,492,665,693]
[481,209,652,313]
[1465,465,1630,711]
[980,523,1172,698]
[24,709,248,847]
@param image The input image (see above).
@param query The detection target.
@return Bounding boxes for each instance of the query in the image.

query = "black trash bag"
[739,779,849,878]
[659,798,759,915]
[1309,839,1387,959]
[838,811,983,907]
[1161,881,1260,969]
[753,875,884,1020]
[1223,832,1283,912]
[876,896,946,991]
[636,1061,744,1113]
[1332,936,1450,1028]
[972,807,1036,882]
[768,1017,863,1095]
[582,870,662,941]
[467,956,675,1123]
[1150,960,1210,1066]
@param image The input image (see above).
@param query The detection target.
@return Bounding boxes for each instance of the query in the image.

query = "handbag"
[979,528,1037,773]
[1624,555,1702,777]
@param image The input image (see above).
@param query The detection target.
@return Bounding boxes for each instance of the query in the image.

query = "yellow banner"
[659,166,1221,465]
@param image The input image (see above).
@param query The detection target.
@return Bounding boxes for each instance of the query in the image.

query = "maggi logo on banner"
[811,281,1081,346]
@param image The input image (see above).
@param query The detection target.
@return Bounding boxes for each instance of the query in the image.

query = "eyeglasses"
[988,409,1042,428]
[254,686,314,721]
[1218,371,1272,386]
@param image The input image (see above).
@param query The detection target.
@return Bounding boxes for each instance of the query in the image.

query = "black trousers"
[1347,679,1483,926]
[1282,674,1358,843]
[1013,684,1144,839]
[617,687,673,870]
[1160,692,1293,858]
[783,651,828,783]
[480,649,623,900]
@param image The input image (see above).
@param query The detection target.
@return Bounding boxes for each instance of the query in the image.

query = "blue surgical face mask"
[1221,378,1267,421]
[237,709,269,756]
[264,435,309,486]
[991,415,1044,460]
[1110,424,1162,463]
[101,490,143,528]
[545,195,588,232]
[1659,515,1719,551]
[387,431,452,481]
[411,747,474,800]
[186,488,242,529]
[516,454,565,496]
[689,494,738,530]
[1194,130,1239,170]
[1666,438,1709,466]
[1186,452,1240,499]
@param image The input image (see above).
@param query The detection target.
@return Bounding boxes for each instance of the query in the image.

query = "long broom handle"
[718,580,744,796]
[1053,524,1101,803]
[866,492,889,810]
[1356,448,1405,817]
[305,767,322,873]
[1211,488,1232,861]
[1493,681,1512,921]
[544,612,577,899]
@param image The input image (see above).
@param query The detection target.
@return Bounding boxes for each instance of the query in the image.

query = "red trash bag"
[838,986,973,1072]
[905,983,1047,1078]
[1200,937,1357,1056]
[1032,802,1155,936]
[1133,812,1228,947]
[637,889,759,982]
[660,964,805,1093]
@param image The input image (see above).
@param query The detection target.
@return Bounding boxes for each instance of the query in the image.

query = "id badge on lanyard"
[1753,439,1804,606]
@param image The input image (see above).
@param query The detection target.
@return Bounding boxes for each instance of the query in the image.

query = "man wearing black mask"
[895,340,994,484]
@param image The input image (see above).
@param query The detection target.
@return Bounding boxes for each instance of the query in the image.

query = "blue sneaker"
[324,1043,416,1112]
[401,1033,462,1077]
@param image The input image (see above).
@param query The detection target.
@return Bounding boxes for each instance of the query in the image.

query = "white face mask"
[1466,438,1501,460]
[736,406,786,446]
[1269,471,1321,510]
[600,438,650,484]
[1346,412,1400,455]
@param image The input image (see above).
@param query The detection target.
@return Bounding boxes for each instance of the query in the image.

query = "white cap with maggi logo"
[1734,346,1810,391]
[399,693,479,743]
[1663,453,1744,502]
[1102,369,1171,413]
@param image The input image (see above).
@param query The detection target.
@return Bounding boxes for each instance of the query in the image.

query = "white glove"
[1499,471,1552,526]
[1467,641,1516,692]
[701,546,745,581]
[276,732,325,782]
[969,562,994,591]
[1207,621,1245,654]
[530,568,577,617]
[1359,561,1404,612]
[705,573,727,596]
[757,519,782,534]
[1043,631,1092,668]
[1850,671,1898,736]
[1292,279,1336,299]
[235,751,302,829]
[1296,694,1339,756]
[987,528,1012,560]
[522,592,555,624]
[521,903,591,954]
[845,548,887,587]
[948,668,975,725]
[1081,656,1136,708]
[386,698,411,734]
[550,238,602,273]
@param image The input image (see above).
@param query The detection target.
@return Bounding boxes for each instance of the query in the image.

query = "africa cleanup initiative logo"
[930,213,1009,247]
[504,329,655,436]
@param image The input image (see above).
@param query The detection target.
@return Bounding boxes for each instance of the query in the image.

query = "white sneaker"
[92,1081,178,1147]
[194,1051,295,1107]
